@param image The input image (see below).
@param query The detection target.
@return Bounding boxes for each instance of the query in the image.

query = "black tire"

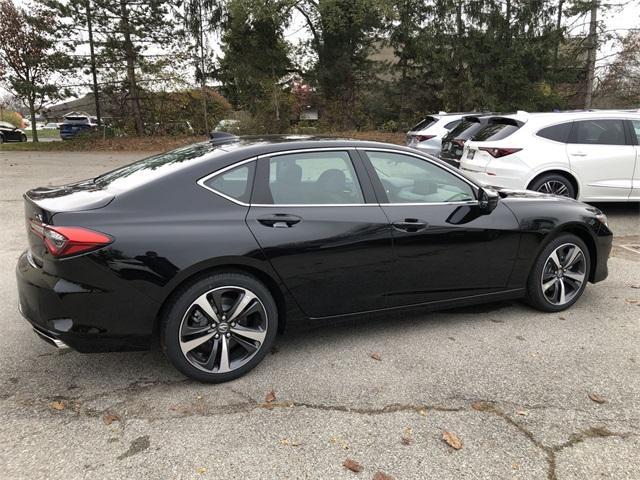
[161,272,278,383]
[21,134,27,142]
[524,234,590,312]
[529,173,576,199]
[0,135,4,144]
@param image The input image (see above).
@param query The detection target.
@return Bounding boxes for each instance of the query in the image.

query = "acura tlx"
[16,136,612,382]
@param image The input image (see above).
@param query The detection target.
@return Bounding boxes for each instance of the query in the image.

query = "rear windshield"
[64,117,92,124]
[445,118,482,140]
[411,116,437,131]
[472,119,522,141]
[94,142,221,193]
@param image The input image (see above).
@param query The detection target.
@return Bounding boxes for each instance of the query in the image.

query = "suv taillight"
[415,135,435,142]
[30,220,112,257]
[479,147,522,158]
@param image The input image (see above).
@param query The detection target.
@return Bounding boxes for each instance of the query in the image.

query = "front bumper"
[16,250,156,352]
[592,231,612,283]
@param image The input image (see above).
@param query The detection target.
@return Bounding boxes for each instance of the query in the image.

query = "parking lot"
[1,150,639,479]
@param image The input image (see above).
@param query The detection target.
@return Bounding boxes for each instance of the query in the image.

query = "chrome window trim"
[197,157,257,207]
[197,146,482,208]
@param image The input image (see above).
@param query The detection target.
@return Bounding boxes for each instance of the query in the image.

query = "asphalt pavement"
[1,151,639,480]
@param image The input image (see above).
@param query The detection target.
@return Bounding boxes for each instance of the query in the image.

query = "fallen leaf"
[196,467,207,475]
[196,395,203,400]
[369,352,382,361]
[343,458,363,473]
[442,431,463,450]
[279,438,290,446]
[630,285,640,289]
[103,412,121,425]
[625,299,638,304]
[512,463,520,470]
[516,410,529,417]
[50,401,65,411]
[372,472,395,480]
[558,316,566,320]
[401,426,414,445]
[589,393,606,404]
[265,390,276,403]
[418,408,428,417]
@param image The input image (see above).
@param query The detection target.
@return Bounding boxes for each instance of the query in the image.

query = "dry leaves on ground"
[516,410,529,416]
[369,352,382,361]
[372,472,395,480]
[343,458,363,473]
[265,390,276,403]
[103,412,121,425]
[196,467,207,475]
[418,408,428,417]
[50,401,65,411]
[401,426,414,445]
[589,393,606,404]
[442,431,463,450]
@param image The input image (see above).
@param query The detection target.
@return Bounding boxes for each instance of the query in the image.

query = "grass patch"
[1,131,406,153]
[25,129,62,139]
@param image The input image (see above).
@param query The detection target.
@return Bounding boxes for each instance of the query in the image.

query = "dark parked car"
[16,137,612,382]
[439,115,494,167]
[60,116,98,140]
[0,121,27,143]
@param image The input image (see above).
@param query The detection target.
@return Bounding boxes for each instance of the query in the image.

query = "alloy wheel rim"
[536,180,570,197]
[179,286,268,374]
[540,243,586,306]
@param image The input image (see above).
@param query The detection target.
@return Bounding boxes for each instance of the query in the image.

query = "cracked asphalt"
[1,151,639,480]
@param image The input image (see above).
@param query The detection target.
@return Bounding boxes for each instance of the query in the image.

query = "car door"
[629,119,640,201]
[360,148,521,307]
[566,118,635,201]
[246,149,394,318]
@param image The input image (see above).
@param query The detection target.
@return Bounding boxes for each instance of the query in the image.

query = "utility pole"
[584,0,598,109]
[85,0,101,126]
[198,1,209,134]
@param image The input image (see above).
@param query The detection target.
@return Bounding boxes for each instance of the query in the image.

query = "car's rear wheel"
[162,272,278,383]
[525,234,590,312]
[529,173,576,199]
[0,135,4,144]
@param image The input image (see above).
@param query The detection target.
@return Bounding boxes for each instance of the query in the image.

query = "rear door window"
[630,120,640,144]
[537,122,572,142]
[472,119,522,141]
[258,151,365,205]
[443,120,461,130]
[570,119,626,145]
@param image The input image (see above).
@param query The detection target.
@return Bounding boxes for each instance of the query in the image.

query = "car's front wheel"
[21,134,27,142]
[525,234,590,312]
[162,272,278,383]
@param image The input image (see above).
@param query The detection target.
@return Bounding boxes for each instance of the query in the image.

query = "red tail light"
[415,135,435,142]
[479,147,522,158]
[452,138,466,148]
[30,221,112,257]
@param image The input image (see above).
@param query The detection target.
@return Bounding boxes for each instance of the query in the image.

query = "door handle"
[570,152,587,157]
[257,214,302,228]
[392,218,428,233]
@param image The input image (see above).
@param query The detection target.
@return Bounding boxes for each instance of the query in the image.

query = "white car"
[406,112,474,156]
[459,111,640,202]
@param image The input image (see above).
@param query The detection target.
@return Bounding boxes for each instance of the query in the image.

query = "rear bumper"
[16,250,156,352]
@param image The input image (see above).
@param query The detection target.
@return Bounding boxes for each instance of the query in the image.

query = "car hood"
[488,186,581,203]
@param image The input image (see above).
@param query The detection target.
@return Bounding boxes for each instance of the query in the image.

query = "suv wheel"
[525,234,590,312]
[162,272,278,383]
[529,173,576,199]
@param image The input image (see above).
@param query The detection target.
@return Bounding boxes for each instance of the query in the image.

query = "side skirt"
[308,288,526,321]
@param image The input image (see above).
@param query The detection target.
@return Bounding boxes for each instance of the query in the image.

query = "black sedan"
[0,121,27,143]
[16,136,612,382]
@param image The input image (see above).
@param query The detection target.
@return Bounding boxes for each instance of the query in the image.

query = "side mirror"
[478,187,499,213]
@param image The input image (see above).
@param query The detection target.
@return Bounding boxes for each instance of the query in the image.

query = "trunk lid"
[24,179,114,264]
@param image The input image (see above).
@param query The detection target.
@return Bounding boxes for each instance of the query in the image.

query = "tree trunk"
[29,98,38,143]
[584,0,598,109]
[198,1,208,134]
[86,0,101,126]
[120,0,144,136]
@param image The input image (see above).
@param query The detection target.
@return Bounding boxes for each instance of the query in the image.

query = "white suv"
[459,111,640,202]
[406,113,474,156]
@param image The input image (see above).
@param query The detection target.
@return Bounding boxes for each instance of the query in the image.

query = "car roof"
[495,110,640,125]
